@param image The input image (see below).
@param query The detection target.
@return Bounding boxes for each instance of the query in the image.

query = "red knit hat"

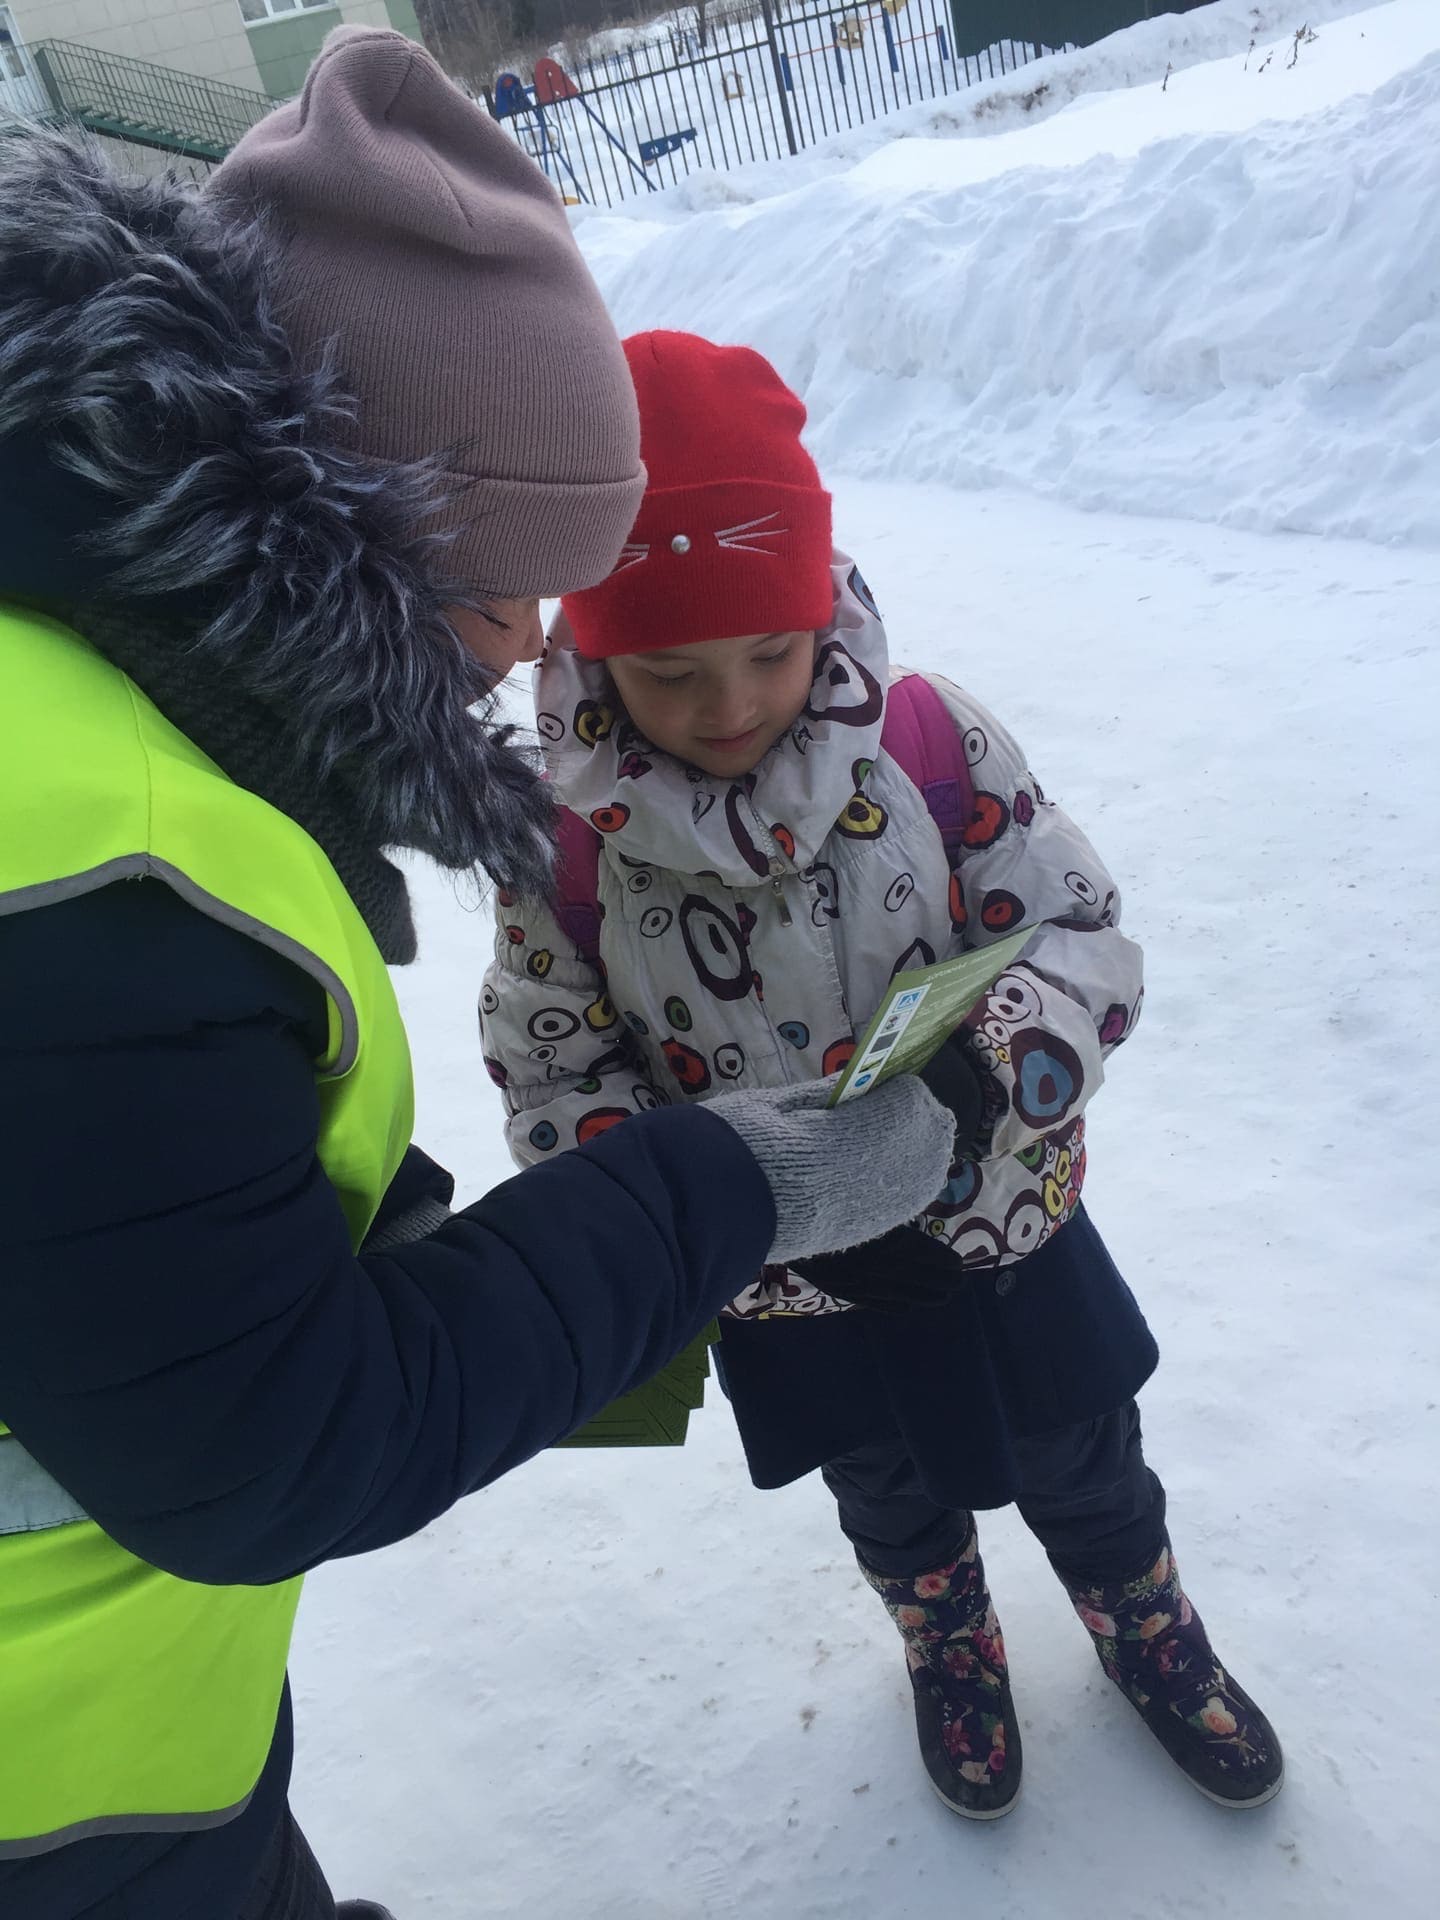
[562,331,833,658]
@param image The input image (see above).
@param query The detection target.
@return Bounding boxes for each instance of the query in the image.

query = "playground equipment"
[493,67,592,202]
[878,3,952,72]
[514,117,581,202]
[778,0,951,92]
[493,55,709,196]
[533,54,658,195]
[638,128,698,165]
[532,55,579,104]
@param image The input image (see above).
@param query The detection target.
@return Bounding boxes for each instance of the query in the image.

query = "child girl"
[480,331,1281,1819]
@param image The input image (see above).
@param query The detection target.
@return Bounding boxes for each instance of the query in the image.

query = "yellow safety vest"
[0,604,414,1857]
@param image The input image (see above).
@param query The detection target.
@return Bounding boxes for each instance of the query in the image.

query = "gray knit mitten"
[708,1076,957,1265]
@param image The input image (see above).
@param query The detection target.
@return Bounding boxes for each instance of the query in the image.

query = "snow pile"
[581,1,1440,545]
[574,0,1392,209]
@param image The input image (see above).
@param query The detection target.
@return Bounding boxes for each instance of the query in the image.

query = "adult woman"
[0,30,953,1918]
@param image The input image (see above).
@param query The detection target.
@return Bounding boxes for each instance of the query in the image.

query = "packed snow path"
[292,478,1440,1920]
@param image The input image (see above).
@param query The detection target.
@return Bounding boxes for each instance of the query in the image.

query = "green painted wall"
[249,3,424,102]
[384,0,423,40]
[249,10,336,102]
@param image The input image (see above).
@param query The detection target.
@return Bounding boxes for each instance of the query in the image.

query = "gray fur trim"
[0,125,554,894]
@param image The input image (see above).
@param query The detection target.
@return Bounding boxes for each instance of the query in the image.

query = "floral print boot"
[860,1529,1022,1819]
[1063,1539,1284,1807]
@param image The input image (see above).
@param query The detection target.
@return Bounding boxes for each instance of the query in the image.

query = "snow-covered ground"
[291,7,1440,1916]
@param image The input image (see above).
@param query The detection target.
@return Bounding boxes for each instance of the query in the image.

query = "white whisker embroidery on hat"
[715,512,786,556]
[609,542,651,577]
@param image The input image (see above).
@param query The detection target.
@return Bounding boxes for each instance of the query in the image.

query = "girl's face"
[608,630,817,779]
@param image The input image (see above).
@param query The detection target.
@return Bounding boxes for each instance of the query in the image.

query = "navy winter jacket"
[0,878,772,1583]
[0,879,773,1919]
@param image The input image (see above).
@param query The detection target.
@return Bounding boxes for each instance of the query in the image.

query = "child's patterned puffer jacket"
[480,557,1143,1318]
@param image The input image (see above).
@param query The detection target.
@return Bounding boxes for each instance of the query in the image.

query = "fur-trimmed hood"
[0,126,554,896]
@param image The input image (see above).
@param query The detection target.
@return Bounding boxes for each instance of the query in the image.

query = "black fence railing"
[774,0,974,150]
[490,1,1057,209]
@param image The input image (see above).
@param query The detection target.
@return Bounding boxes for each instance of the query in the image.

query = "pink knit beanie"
[208,27,643,598]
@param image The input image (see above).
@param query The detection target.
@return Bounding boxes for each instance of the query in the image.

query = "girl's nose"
[701,683,756,731]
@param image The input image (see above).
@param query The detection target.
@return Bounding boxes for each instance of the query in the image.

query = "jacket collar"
[539,555,891,884]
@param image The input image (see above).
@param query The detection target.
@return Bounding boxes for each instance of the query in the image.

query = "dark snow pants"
[237,1815,335,1920]
[237,1814,393,1920]
[823,1399,1167,1584]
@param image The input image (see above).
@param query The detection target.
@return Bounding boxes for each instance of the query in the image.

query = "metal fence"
[28,39,274,163]
[490,1,1054,210]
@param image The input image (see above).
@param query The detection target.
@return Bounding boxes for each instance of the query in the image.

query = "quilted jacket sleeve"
[480,888,671,1170]
[927,674,1145,1159]
[0,879,775,1587]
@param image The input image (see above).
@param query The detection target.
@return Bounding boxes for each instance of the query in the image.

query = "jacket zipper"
[766,856,794,927]
[746,792,795,930]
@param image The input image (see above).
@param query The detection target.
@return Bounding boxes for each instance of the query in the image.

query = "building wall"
[9,0,426,102]
[10,1,265,90]
[383,0,422,40]
[0,5,48,116]
[245,2,424,98]
[244,4,335,97]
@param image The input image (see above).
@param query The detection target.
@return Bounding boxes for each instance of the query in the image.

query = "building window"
[1,6,29,82]
[239,0,337,24]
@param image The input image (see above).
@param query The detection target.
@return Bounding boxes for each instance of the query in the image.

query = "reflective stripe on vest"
[0,604,415,1856]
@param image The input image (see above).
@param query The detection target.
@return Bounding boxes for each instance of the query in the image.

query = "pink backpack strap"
[551,806,604,966]
[880,671,975,861]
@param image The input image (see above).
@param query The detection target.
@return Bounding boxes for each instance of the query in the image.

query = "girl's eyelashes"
[641,639,793,685]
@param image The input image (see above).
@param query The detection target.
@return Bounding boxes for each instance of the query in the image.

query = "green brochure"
[554,1322,717,1449]
[829,925,1038,1106]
